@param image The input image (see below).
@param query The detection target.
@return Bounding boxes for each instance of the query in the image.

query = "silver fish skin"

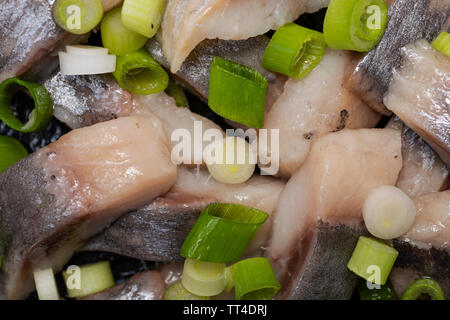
[387,117,449,197]
[0,116,177,299]
[146,36,278,103]
[43,72,135,129]
[0,0,123,82]
[384,40,450,167]
[347,0,450,115]
[80,271,165,300]
[83,193,214,262]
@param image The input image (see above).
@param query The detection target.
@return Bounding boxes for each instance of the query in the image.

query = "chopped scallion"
[181,259,226,297]
[401,278,445,300]
[262,23,326,79]
[53,0,104,34]
[121,0,166,38]
[33,268,59,300]
[181,203,268,263]
[62,261,115,298]
[164,280,209,300]
[101,7,148,56]
[231,257,281,300]
[165,80,189,108]
[208,57,267,128]
[0,78,53,133]
[0,136,28,173]
[347,236,398,285]
[431,31,450,58]
[324,0,388,52]
[113,49,169,95]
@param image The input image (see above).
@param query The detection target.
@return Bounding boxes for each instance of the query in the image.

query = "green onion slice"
[33,268,60,300]
[121,0,166,38]
[181,259,226,297]
[101,7,148,56]
[324,0,388,52]
[62,261,115,298]
[401,278,445,300]
[181,203,268,263]
[112,49,169,95]
[224,266,234,293]
[164,280,209,300]
[262,23,326,79]
[432,31,450,58]
[357,278,397,300]
[231,257,281,300]
[53,0,104,35]
[208,57,267,128]
[347,236,398,285]
[165,80,189,108]
[0,136,28,173]
[0,78,53,133]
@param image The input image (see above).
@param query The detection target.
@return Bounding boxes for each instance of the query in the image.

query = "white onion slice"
[66,45,109,56]
[33,268,59,300]
[59,52,116,75]
[363,185,417,240]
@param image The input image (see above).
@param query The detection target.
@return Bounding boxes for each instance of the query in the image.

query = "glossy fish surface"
[347,0,449,114]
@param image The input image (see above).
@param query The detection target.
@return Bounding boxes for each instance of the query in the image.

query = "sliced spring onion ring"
[347,236,398,285]
[262,23,326,79]
[164,280,209,300]
[53,0,104,35]
[324,0,388,52]
[181,203,268,263]
[62,261,115,298]
[205,136,256,185]
[59,47,116,75]
[231,257,281,300]
[181,259,226,297]
[112,49,169,95]
[0,136,28,173]
[401,278,445,300]
[66,45,109,56]
[208,57,267,128]
[363,185,416,240]
[224,266,234,293]
[431,31,450,57]
[101,7,148,56]
[121,0,166,38]
[165,80,189,108]
[357,278,397,300]
[0,78,53,133]
[33,268,59,300]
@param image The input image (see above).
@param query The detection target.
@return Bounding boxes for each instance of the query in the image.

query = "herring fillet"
[81,271,165,300]
[267,129,402,299]
[83,166,285,261]
[0,115,177,299]
[0,0,123,82]
[347,0,450,115]
[146,36,278,102]
[391,191,450,299]
[387,118,449,197]
[161,0,330,72]
[260,50,381,178]
[384,40,450,167]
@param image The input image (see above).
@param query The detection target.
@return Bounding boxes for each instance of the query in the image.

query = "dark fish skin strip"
[276,220,368,300]
[80,270,165,300]
[43,72,135,129]
[0,0,123,82]
[147,36,278,102]
[83,193,215,262]
[0,152,91,299]
[347,0,450,115]
[392,240,450,299]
